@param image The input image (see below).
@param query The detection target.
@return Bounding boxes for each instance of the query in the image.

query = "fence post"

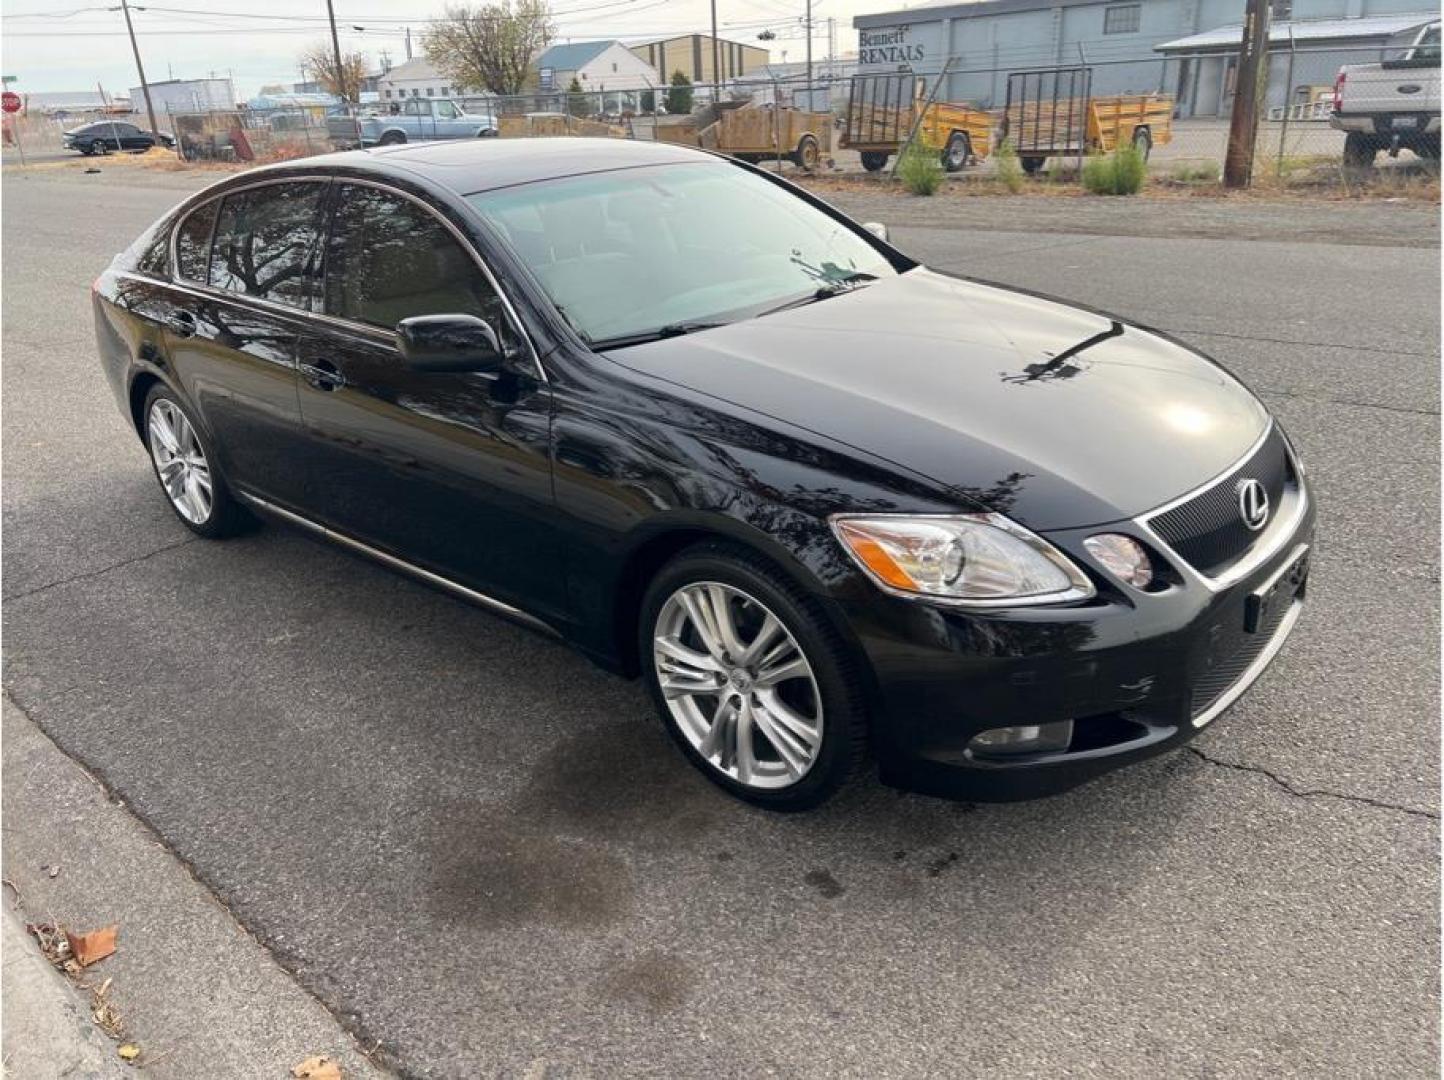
[1277,25,1296,175]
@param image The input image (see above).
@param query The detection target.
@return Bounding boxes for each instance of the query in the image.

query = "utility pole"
[405,26,412,60]
[805,0,812,103]
[115,0,159,138]
[1224,0,1270,188]
[325,0,349,102]
[710,0,720,103]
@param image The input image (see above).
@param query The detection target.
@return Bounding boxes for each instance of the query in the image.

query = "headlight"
[830,513,1095,606]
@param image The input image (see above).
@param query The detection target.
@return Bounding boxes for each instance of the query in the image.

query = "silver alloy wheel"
[653,581,824,790]
[147,398,213,525]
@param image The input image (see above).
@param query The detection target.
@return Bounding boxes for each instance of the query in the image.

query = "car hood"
[602,268,1269,530]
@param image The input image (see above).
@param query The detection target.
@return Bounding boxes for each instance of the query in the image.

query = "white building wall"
[574,43,662,92]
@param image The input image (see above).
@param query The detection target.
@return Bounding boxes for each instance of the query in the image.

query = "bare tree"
[422,1,554,96]
[299,43,369,100]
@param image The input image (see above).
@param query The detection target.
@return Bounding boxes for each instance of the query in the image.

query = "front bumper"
[844,478,1316,801]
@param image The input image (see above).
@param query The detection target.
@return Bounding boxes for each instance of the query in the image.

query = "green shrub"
[897,138,944,195]
[993,139,1024,193]
[1081,143,1148,195]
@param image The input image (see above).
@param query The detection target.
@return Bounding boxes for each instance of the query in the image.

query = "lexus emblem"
[1237,478,1269,532]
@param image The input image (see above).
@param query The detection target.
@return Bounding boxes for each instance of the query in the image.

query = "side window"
[208,183,326,309]
[434,100,456,119]
[175,201,218,282]
[403,98,421,115]
[324,183,516,347]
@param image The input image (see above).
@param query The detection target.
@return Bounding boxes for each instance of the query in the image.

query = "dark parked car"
[93,139,1314,809]
[64,120,175,155]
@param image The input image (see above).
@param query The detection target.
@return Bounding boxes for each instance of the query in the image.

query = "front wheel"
[92,140,111,156]
[640,543,868,810]
[942,131,971,172]
[143,385,252,539]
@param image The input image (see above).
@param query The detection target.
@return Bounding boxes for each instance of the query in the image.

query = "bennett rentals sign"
[859,26,926,66]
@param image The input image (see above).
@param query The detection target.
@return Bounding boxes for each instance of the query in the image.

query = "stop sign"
[1,91,21,114]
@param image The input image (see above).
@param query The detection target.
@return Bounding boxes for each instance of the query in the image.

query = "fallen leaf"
[66,924,118,967]
[292,1056,342,1080]
[118,1043,141,1062]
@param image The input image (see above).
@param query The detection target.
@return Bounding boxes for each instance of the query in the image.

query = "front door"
[293,181,562,620]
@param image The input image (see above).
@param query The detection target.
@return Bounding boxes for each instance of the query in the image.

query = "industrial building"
[629,34,771,85]
[853,0,1438,116]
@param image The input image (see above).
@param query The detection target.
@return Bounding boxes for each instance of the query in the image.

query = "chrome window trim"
[235,491,559,637]
[1133,421,1309,593]
[1191,596,1304,728]
[166,172,546,382]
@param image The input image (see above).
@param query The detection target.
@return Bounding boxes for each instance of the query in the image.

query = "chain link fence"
[146,40,1437,187]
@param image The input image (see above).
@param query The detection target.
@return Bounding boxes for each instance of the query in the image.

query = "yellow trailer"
[842,73,994,172]
[1000,67,1172,173]
[654,102,832,170]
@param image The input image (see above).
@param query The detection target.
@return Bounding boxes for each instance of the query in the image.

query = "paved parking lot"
[2,165,1438,1078]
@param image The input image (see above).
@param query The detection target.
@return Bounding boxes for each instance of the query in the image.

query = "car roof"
[299,137,714,196]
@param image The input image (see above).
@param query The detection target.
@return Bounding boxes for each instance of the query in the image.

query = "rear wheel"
[377,131,407,146]
[792,133,820,171]
[640,543,868,810]
[142,385,251,539]
[1020,155,1046,175]
[942,131,971,172]
[860,150,890,172]
[1343,131,1378,175]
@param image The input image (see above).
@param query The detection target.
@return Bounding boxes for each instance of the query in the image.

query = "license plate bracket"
[1245,544,1309,634]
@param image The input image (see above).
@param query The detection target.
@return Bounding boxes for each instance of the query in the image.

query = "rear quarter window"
[175,201,218,282]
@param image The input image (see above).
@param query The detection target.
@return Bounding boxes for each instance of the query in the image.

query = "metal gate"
[1002,66,1092,160]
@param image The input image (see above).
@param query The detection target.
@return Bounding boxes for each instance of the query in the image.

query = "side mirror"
[862,221,889,242]
[396,314,504,373]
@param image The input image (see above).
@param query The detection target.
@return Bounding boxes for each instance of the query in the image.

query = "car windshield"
[466,161,898,346]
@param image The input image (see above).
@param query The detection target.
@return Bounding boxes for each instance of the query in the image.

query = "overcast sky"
[2,0,913,97]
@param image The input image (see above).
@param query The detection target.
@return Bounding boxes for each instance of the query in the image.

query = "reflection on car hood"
[602,268,1269,530]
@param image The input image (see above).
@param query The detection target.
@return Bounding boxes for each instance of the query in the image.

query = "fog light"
[968,720,1073,757]
[1084,533,1154,588]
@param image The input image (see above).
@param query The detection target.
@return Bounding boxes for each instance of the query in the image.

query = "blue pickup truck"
[327,98,499,148]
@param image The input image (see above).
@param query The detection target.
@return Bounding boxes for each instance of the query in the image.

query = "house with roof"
[534,40,661,94]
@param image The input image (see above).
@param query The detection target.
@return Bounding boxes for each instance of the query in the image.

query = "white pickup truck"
[1331,21,1440,169]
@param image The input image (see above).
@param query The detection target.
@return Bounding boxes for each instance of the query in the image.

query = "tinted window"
[325,184,515,342]
[175,201,218,282]
[209,183,325,308]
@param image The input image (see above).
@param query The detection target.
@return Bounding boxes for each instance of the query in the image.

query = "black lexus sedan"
[93,138,1314,809]
[64,120,175,156]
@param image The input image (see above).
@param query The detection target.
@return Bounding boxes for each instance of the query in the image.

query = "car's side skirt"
[235,491,560,639]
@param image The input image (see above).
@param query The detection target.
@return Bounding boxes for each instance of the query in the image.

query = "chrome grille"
[1146,427,1291,578]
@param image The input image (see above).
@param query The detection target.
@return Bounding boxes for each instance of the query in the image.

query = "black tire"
[92,140,111,156]
[860,150,890,172]
[1343,131,1377,174]
[1131,127,1153,160]
[1414,135,1440,162]
[792,133,820,171]
[942,131,971,172]
[639,542,869,811]
[141,384,252,539]
[377,131,407,146]
[1020,155,1046,175]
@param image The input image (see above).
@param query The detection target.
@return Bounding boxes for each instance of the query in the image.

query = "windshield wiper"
[755,272,880,318]
[588,321,728,351]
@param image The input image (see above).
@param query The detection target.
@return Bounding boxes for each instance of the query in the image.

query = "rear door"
[292,181,561,616]
[157,179,327,508]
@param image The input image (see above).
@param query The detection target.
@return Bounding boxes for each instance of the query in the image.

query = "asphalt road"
[2,166,1439,1079]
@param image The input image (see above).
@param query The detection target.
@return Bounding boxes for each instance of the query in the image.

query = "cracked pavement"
[2,167,1438,1077]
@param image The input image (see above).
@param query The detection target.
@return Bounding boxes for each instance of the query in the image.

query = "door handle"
[165,310,197,338]
[301,360,346,391]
